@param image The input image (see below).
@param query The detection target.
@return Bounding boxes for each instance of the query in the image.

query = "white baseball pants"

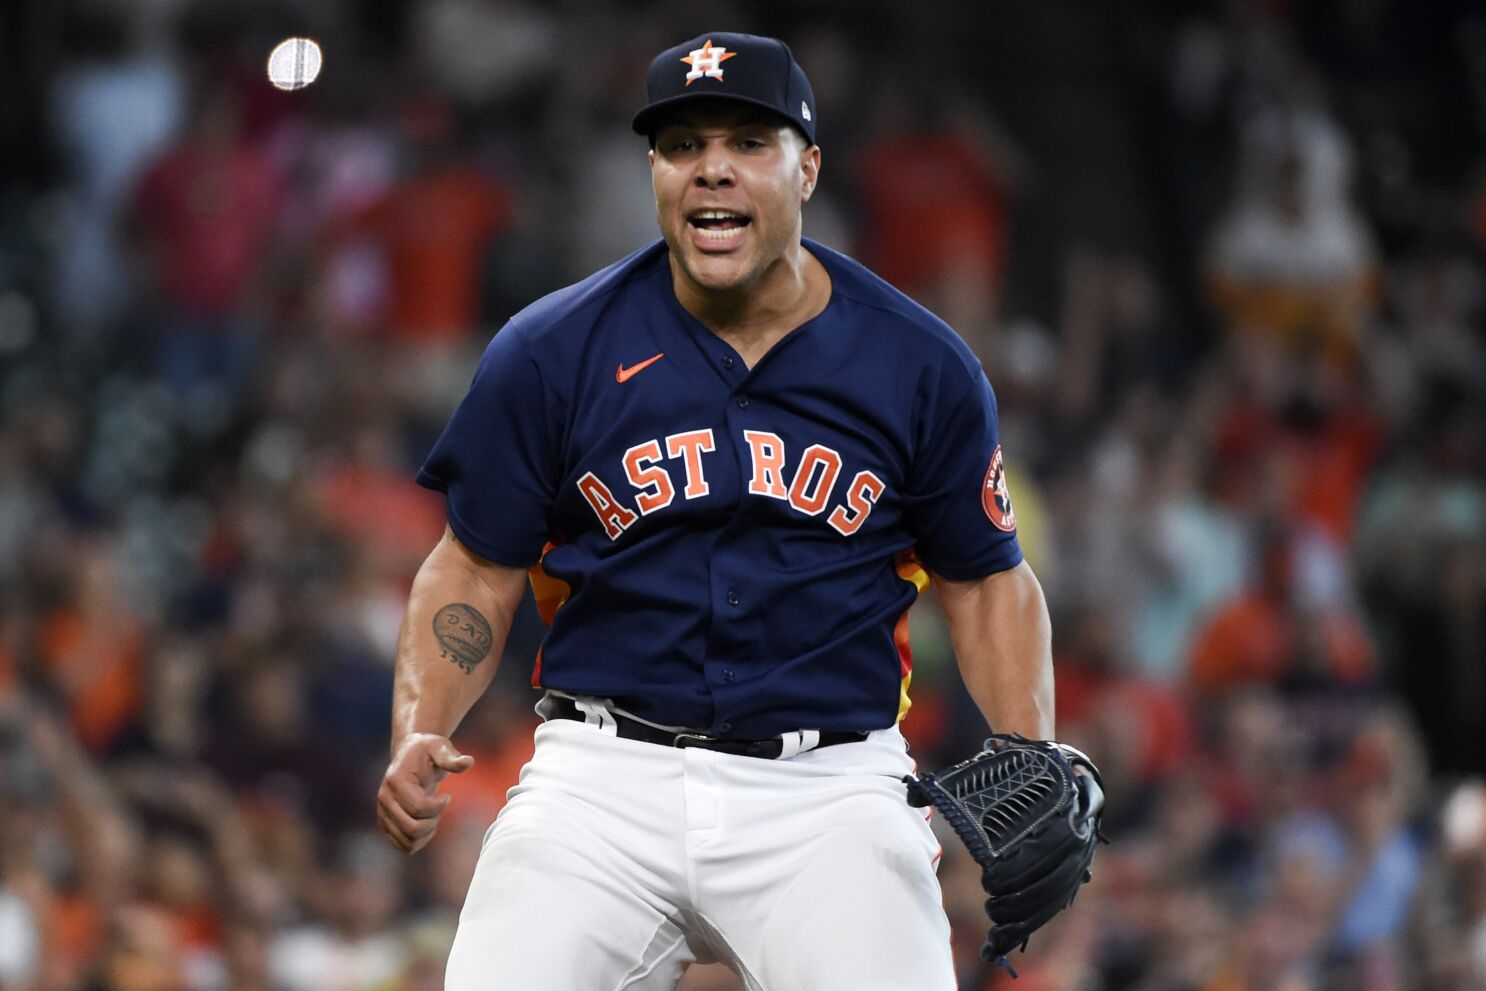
[444,708,954,990]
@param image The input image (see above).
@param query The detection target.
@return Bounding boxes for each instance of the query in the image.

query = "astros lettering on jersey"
[577,427,884,539]
[418,238,1020,739]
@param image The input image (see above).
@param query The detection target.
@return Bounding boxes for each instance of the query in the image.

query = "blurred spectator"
[47,3,185,346]
[1206,89,1378,366]
[855,85,1023,341]
[203,652,368,836]
[410,0,560,108]
[1328,716,1428,959]
[1372,242,1486,422]
[279,78,400,336]
[0,882,40,988]
[37,537,151,755]
[335,100,510,345]
[268,832,408,991]
[128,76,282,408]
[1056,639,1196,827]
[1128,881,1232,991]
[1126,431,1249,680]
[553,45,669,279]
[0,398,70,594]
[1053,248,1193,437]
[308,422,447,574]
[1389,545,1486,777]
[1430,782,1486,987]
[1189,525,1374,695]
[325,98,513,424]
[1356,409,1486,776]
[108,636,213,765]
[0,703,137,990]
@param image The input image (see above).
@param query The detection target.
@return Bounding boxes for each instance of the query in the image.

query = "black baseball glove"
[904,734,1106,975]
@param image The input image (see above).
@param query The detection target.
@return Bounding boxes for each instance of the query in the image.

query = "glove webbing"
[906,744,1075,859]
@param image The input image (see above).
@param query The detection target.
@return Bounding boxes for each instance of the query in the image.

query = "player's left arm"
[934,560,1054,740]
[914,559,1105,974]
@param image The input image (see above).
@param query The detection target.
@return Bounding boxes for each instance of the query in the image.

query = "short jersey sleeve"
[416,323,560,566]
[901,354,1024,580]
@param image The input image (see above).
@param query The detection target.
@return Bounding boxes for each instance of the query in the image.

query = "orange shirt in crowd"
[312,462,448,565]
[856,132,1007,297]
[355,168,511,341]
[39,609,145,753]
[1188,593,1373,693]
[1286,409,1384,545]
[443,716,541,828]
[1215,401,1383,544]
[47,893,106,984]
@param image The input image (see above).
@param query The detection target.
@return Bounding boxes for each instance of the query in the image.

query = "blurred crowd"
[0,0,1483,989]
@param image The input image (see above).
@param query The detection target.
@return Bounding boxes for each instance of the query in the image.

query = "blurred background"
[0,0,1483,988]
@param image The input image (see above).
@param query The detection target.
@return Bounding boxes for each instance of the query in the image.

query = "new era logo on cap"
[632,31,817,145]
[681,39,737,85]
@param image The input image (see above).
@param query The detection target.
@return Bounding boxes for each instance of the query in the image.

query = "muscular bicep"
[436,526,531,597]
[934,560,1031,616]
[934,561,1054,738]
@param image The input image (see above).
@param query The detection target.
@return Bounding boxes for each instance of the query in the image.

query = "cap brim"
[632,93,812,143]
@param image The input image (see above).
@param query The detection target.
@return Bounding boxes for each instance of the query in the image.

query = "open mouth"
[687,209,753,241]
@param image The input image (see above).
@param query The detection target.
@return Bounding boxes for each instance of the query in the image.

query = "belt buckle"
[672,731,718,749]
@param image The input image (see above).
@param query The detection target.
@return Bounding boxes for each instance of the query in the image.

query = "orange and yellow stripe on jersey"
[893,549,930,723]
[528,542,572,685]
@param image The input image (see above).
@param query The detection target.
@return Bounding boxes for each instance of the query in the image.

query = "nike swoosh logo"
[616,352,665,383]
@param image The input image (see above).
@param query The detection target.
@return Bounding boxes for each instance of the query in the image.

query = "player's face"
[649,106,820,294]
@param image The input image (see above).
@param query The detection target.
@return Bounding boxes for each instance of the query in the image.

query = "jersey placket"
[701,340,761,737]
[665,293,814,738]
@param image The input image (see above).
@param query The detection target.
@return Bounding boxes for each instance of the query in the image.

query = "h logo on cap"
[681,39,737,85]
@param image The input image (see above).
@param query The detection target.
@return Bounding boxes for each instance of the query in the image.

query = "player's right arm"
[378,525,530,854]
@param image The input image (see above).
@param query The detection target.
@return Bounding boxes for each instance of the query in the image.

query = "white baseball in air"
[266,37,323,91]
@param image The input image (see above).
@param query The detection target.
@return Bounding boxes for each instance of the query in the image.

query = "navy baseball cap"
[632,32,816,145]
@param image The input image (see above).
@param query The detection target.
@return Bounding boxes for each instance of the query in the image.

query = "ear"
[800,144,821,204]
[648,148,656,167]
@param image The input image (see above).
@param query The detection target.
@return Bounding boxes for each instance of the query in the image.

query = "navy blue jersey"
[418,239,1022,737]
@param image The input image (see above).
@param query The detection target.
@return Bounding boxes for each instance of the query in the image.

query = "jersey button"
[721,355,735,369]
[726,590,740,606]
[722,670,735,683]
[719,721,733,732]
[736,395,749,409]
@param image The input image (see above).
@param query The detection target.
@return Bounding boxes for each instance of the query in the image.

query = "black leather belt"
[544,695,868,760]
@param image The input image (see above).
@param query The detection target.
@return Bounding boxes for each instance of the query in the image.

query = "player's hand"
[377,733,475,855]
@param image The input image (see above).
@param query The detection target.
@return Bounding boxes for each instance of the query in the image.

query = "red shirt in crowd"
[133,143,281,317]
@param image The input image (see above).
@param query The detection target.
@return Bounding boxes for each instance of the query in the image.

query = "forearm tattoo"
[433,603,494,674]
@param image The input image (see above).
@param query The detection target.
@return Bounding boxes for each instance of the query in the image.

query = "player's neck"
[672,243,831,367]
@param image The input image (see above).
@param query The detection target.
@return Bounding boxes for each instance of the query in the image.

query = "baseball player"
[378,32,1065,990]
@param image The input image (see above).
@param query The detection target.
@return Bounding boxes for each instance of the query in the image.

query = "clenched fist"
[377,733,475,854]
